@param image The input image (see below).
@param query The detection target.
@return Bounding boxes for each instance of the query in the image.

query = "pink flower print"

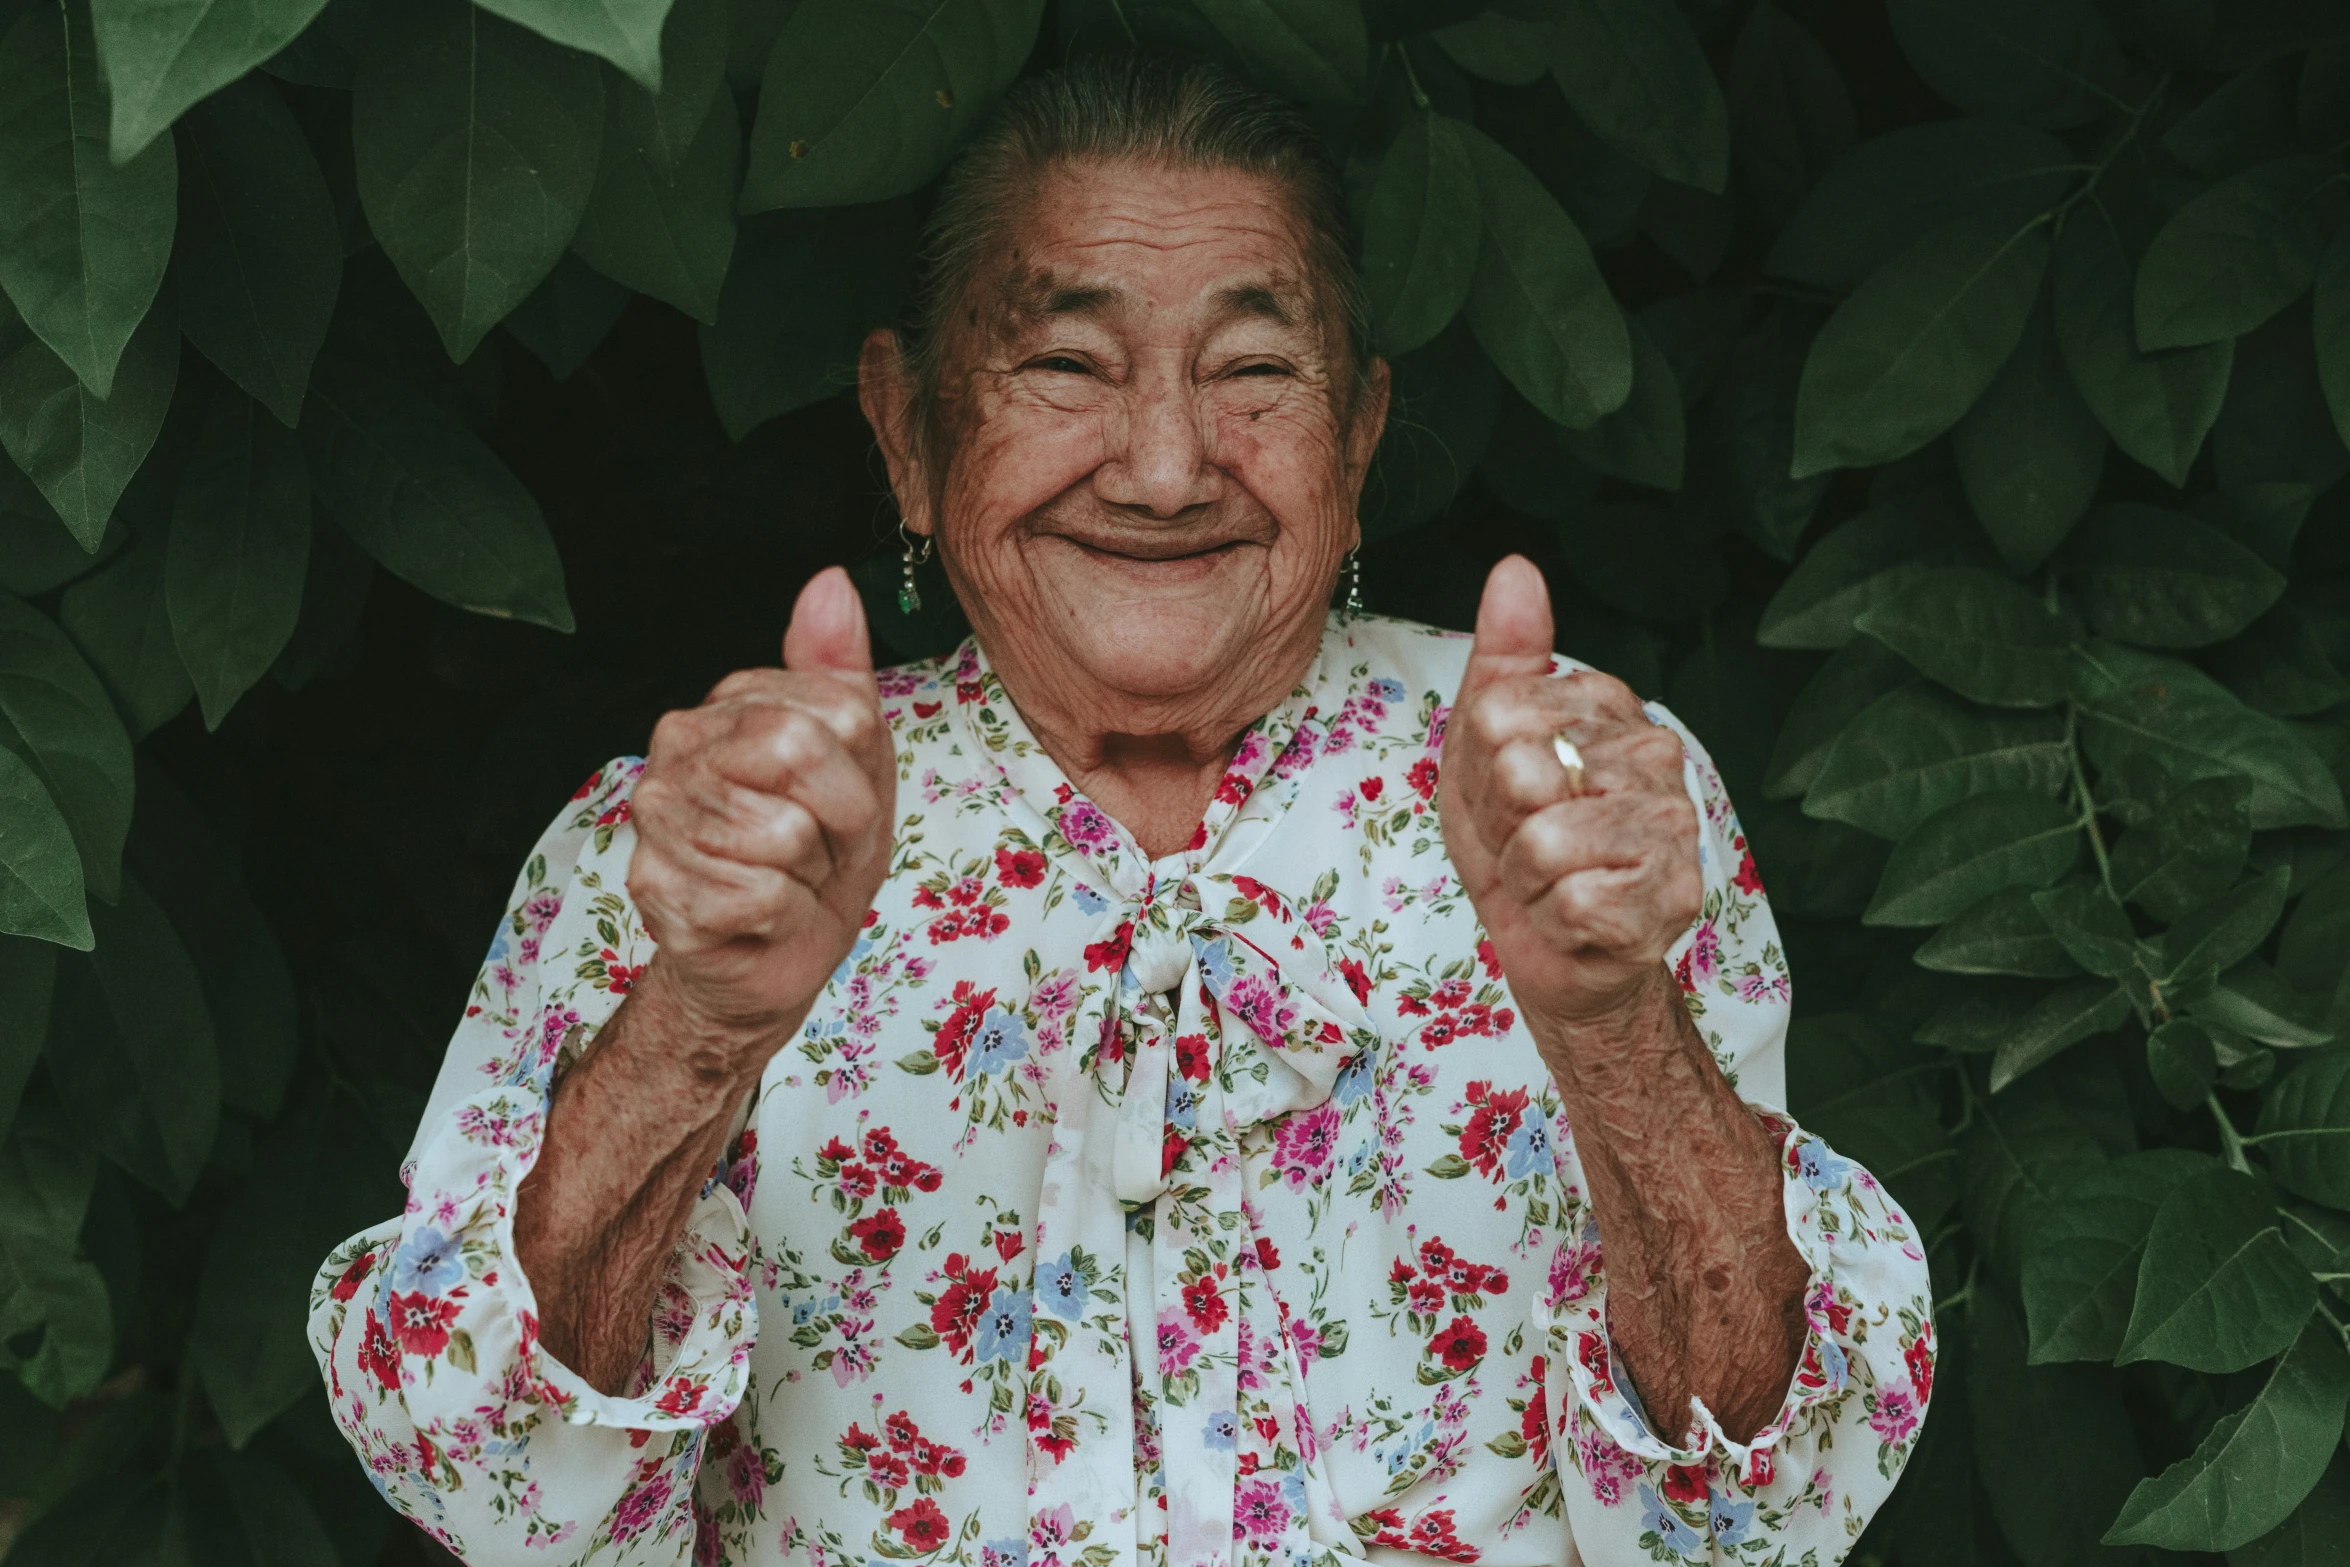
[1233,1479,1291,1547]
[1548,1233,1603,1308]
[724,1444,766,1510]
[1031,1503,1077,1550]
[1058,799,1116,854]
[1869,1382,1920,1444]
[1032,970,1080,1018]
[1224,972,1300,1043]
[1270,1102,1341,1189]
[1686,920,1721,987]
[1578,1426,1643,1507]
[1156,1310,1202,1377]
[609,1468,674,1542]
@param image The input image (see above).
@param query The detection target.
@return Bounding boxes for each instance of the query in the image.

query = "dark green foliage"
[6,2,2350,1563]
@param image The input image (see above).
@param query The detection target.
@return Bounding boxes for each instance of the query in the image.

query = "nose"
[1095,367,1221,517]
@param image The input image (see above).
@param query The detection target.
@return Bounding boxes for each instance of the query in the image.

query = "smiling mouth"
[1060,536,1252,564]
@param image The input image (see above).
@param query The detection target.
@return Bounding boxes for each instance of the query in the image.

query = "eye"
[1226,361,1291,379]
[1029,355,1091,375]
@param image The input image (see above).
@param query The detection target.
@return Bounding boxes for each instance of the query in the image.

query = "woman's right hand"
[623,567,898,1077]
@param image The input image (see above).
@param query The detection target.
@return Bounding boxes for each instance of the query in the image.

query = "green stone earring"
[898,521,934,614]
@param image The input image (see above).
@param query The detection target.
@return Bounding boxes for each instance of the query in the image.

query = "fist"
[1439,557,1702,1030]
[626,568,897,1056]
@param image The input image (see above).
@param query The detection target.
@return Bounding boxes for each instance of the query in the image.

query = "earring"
[897,520,934,615]
[1341,548,1363,624]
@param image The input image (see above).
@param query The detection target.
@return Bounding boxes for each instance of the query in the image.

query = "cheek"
[1215,403,1356,560]
[937,404,1105,559]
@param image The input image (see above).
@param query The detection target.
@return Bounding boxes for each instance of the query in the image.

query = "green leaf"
[617,0,724,178]
[502,250,631,382]
[2147,1017,2221,1109]
[2257,1051,2350,1208]
[2110,775,2253,923]
[1916,885,2081,977]
[2022,1147,2211,1362]
[2054,201,2233,489]
[2030,882,2138,978]
[1724,0,1856,226]
[1767,118,2075,291]
[472,0,676,92]
[300,358,573,631]
[0,591,133,906]
[0,1,176,399]
[741,0,1046,211]
[1556,314,1681,488]
[2230,1448,2350,1567]
[1962,1060,2127,1277]
[2066,502,2286,648]
[2136,155,2348,350]
[1764,637,1916,799]
[2210,601,2350,717]
[0,279,178,549]
[89,0,329,162]
[1194,0,1366,105]
[1541,0,1727,192]
[55,537,194,739]
[0,1088,111,1404]
[2190,958,2333,1049]
[0,459,121,596]
[2119,1164,2316,1372]
[5,1478,176,1567]
[1968,1287,2147,1567]
[2316,225,2350,454]
[1460,123,1629,430]
[1361,112,1479,358]
[1854,565,2076,707]
[0,935,53,1136]
[1803,683,2070,840]
[0,746,89,949]
[353,0,603,362]
[1865,790,2080,927]
[1952,289,2105,570]
[1887,0,2124,129]
[172,74,341,428]
[47,875,220,1202]
[179,1447,344,1562]
[1989,978,2131,1091]
[1714,301,1831,558]
[166,391,310,730]
[2074,643,2347,830]
[2279,862,2350,1041]
[573,70,739,324]
[1758,490,1995,650]
[193,1091,398,1446]
[2111,1314,2350,1548]
[2163,864,2290,986]
[1360,315,1498,541]
[1793,208,2053,476]
[1430,13,1547,86]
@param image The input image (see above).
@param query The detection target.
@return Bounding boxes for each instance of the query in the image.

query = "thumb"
[1459,555,1555,698]
[782,566,875,679]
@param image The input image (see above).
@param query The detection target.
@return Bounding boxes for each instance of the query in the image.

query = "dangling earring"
[1341,547,1364,624]
[897,520,934,615]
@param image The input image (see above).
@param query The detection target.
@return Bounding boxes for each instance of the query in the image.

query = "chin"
[1060,597,1272,702]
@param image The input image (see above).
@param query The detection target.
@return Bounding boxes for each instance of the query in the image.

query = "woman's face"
[863,159,1387,733]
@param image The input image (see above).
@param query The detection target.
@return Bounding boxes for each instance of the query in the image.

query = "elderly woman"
[312,57,1929,1567]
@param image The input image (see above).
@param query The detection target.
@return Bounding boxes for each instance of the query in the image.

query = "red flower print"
[654,1377,703,1415]
[868,1450,911,1489]
[889,1498,951,1550]
[1430,1315,1487,1370]
[957,681,983,705]
[1085,920,1135,973]
[862,1128,899,1162]
[1359,776,1383,802]
[1746,1445,1776,1487]
[994,847,1046,887]
[1457,1082,1529,1181]
[1418,1237,1455,1275]
[1175,1032,1213,1084]
[1432,979,1471,1009]
[1421,1015,1457,1047]
[360,1309,401,1389]
[929,1259,998,1361]
[598,949,641,993]
[330,1251,376,1302]
[1404,1510,1480,1564]
[1733,838,1765,895]
[595,797,632,828]
[571,768,603,800]
[885,1409,922,1448]
[913,700,942,719]
[993,1228,1025,1262]
[1338,958,1371,1006]
[1475,938,1503,979]
[849,1209,906,1261]
[1397,993,1429,1017]
[932,986,997,1079]
[842,1423,881,1454]
[1183,1277,1229,1334]
[839,1163,878,1200]
[913,1437,967,1478]
[1407,1278,1445,1315]
[387,1290,461,1358]
[1576,1329,1614,1394]
[1406,756,1440,799]
[1662,1463,1708,1504]
[1162,1126,1191,1179]
[1256,1238,1280,1272]
[1905,1330,1935,1403]
[819,1135,855,1165]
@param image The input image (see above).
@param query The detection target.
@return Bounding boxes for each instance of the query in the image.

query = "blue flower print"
[828,934,875,989]
[1072,884,1107,914]
[1331,1047,1373,1106]
[1203,1408,1237,1449]
[1166,1076,1199,1132]
[981,1539,1029,1567]
[390,1226,463,1295]
[1195,936,1236,994]
[1033,1251,1089,1321]
[484,927,509,964]
[1639,1484,1704,1556]
[969,1008,1031,1076]
[1710,1489,1756,1547]
[1797,1141,1854,1193]
[975,1285,1032,1363]
[1503,1114,1552,1181]
[1368,677,1404,702]
[1346,1140,1371,1176]
[1278,1470,1307,1516]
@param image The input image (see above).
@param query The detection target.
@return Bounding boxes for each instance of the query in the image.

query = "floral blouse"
[310,613,1932,1567]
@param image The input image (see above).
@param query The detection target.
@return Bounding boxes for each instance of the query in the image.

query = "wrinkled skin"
[514,159,1805,1443]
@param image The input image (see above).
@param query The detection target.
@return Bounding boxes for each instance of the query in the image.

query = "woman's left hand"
[1438,556,1704,1040]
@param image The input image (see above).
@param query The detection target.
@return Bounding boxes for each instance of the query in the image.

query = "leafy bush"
[3,0,2349,1562]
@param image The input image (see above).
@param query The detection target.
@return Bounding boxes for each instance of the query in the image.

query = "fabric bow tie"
[1025,870,1380,1567]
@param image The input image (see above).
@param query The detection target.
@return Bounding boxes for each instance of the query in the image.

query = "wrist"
[1524,961,1683,1079]
[626,956,804,1091]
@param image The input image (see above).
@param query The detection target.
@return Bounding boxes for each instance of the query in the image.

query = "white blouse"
[310,612,1934,1567]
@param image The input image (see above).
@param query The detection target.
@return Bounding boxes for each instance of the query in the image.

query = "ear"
[1345,357,1392,484]
[858,327,934,537]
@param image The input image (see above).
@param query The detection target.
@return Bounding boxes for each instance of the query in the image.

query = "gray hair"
[892,53,1375,461]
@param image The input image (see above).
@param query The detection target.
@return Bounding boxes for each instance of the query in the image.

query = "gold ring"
[1552,733,1587,796]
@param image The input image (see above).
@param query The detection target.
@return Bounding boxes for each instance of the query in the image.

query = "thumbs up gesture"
[1440,557,1703,1034]
[625,567,898,1059]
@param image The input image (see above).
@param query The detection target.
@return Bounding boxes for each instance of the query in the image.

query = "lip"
[1056,536,1252,565]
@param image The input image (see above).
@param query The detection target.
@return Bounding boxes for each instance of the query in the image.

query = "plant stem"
[2208,1091,2253,1175]
[2064,704,2118,898]
[1396,44,1431,111]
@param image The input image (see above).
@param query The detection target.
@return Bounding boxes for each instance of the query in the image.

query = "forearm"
[1528,963,1809,1442]
[513,959,781,1394]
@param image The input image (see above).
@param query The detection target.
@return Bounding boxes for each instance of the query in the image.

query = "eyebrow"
[997,270,1310,331]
